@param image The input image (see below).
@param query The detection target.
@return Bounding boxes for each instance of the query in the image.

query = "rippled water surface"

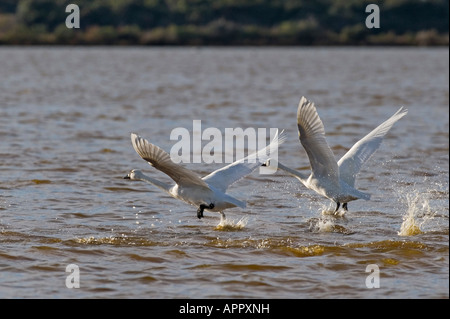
[0,47,448,298]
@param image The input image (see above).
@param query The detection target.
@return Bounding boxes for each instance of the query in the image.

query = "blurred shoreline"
[0,0,448,46]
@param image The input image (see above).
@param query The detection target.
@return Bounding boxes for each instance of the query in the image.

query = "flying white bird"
[124,131,285,222]
[265,96,407,213]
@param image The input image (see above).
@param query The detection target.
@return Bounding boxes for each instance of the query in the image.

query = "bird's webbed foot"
[197,203,215,219]
[334,202,341,214]
[197,205,205,219]
[333,202,348,216]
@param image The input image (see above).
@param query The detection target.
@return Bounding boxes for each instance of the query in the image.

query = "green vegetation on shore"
[0,0,448,45]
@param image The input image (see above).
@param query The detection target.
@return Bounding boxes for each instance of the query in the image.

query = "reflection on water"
[0,47,448,299]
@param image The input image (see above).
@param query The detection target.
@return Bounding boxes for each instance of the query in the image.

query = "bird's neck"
[138,173,172,194]
[277,162,309,185]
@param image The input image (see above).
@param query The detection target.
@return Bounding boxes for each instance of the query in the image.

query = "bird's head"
[261,159,271,167]
[260,158,279,175]
[124,169,144,181]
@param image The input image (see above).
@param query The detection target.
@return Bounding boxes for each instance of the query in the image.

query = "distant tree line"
[0,0,448,45]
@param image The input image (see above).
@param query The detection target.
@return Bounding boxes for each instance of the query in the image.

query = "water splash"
[303,201,353,234]
[308,217,354,234]
[310,218,335,232]
[321,208,347,218]
[215,216,249,231]
[398,192,436,236]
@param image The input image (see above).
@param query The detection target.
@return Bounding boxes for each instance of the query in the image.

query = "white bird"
[266,96,408,213]
[124,130,285,222]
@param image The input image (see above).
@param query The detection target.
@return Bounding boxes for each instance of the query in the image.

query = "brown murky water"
[0,47,448,298]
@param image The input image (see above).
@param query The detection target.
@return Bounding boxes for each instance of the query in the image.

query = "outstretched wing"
[297,96,339,182]
[131,133,210,189]
[337,106,408,187]
[202,129,286,192]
